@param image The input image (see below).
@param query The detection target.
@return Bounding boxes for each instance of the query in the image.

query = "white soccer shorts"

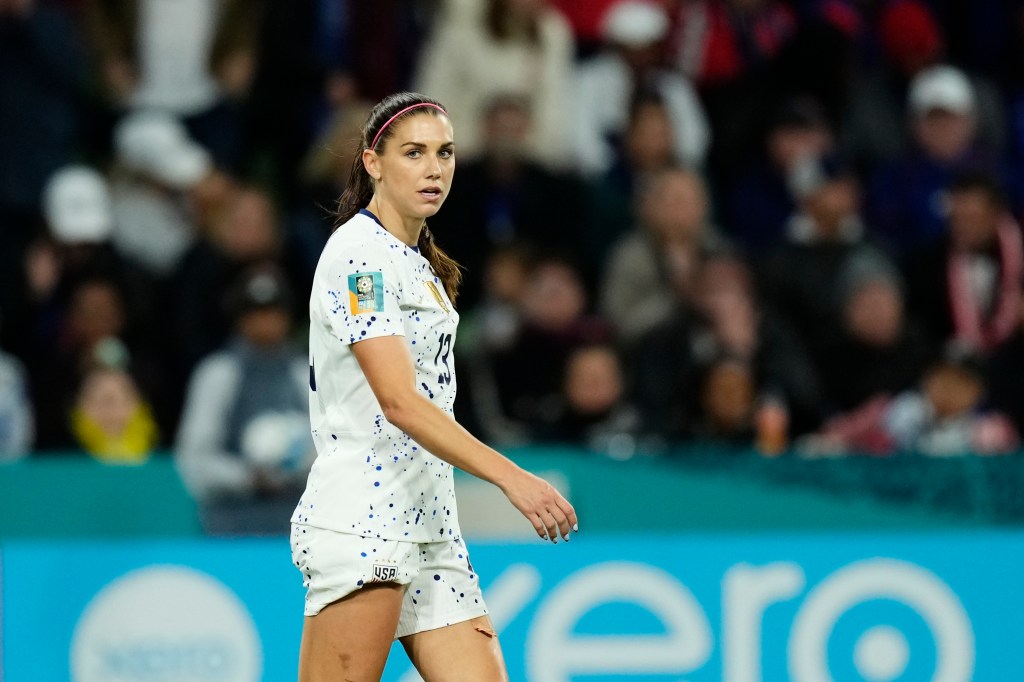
[291,523,489,638]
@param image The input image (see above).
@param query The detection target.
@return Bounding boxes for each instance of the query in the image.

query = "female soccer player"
[291,92,578,681]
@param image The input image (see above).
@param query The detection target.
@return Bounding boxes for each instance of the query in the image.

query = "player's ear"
[363,149,382,182]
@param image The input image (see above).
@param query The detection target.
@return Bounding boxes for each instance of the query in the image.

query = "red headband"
[370,103,448,150]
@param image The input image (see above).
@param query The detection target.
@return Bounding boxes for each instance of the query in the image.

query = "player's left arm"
[351,335,578,542]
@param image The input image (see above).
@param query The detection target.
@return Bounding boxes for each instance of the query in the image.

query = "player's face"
[376,113,455,220]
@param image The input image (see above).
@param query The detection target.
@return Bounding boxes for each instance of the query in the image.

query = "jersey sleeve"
[316,240,406,345]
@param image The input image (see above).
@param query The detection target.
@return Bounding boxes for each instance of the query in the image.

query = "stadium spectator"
[537,343,641,458]
[665,0,797,88]
[549,0,620,56]
[768,0,861,126]
[727,96,834,254]
[905,172,1023,355]
[799,346,1019,457]
[30,276,166,451]
[694,252,823,434]
[600,167,726,342]
[486,256,612,435]
[457,243,533,359]
[840,2,1007,172]
[453,244,535,445]
[987,290,1024,435]
[292,99,374,276]
[3,0,1024,464]
[243,0,356,204]
[246,2,433,202]
[414,0,575,168]
[628,251,823,441]
[109,111,222,277]
[571,0,709,176]
[175,263,312,536]
[5,167,170,445]
[759,152,894,371]
[584,92,681,272]
[0,324,32,461]
[0,0,86,267]
[85,0,268,167]
[664,0,797,180]
[171,185,300,375]
[817,254,936,414]
[2,165,160,363]
[692,356,759,446]
[426,95,586,308]
[69,362,160,464]
[866,64,1004,255]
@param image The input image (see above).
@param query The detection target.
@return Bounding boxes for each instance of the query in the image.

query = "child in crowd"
[70,359,160,464]
[798,346,1019,457]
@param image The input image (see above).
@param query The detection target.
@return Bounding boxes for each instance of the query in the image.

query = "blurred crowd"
[3,0,1024,524]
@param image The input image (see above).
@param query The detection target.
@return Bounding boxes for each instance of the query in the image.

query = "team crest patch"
[348,272,384,314]
[371,562,399,583]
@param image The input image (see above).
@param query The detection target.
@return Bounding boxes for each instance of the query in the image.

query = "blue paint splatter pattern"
[292,211,462,544]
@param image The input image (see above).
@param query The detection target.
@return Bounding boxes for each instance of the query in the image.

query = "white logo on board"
[70,565,262,682]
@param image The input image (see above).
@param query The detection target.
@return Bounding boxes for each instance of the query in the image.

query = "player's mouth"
[418,186,443,202]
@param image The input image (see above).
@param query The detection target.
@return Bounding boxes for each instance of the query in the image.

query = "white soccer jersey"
[292,210,461,543]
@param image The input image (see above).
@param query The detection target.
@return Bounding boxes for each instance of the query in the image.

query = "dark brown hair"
[336,92,463,305]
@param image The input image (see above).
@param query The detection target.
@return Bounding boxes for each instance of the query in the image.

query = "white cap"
[114,110,212,189]
[908,65,975,117]
[42,165,113,244]
[601,0,669,48]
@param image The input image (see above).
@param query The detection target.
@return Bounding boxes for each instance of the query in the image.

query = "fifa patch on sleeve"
[348,272,384,314]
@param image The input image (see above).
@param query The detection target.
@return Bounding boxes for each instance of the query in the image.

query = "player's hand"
[499,468,578,543]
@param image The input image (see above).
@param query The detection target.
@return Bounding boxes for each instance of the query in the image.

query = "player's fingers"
[543,511,560,543]
[548,506,571,541]
[534,504,558,543]
[528,513,548,541]
[554,495,579,533]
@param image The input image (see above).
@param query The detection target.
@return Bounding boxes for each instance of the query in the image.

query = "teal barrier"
[500,447,980,531]
[648,445,1024,525]
[2,447,1007,539]
[0,456,201,538]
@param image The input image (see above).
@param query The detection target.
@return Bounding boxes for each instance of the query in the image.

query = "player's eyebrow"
[400,140,455,149]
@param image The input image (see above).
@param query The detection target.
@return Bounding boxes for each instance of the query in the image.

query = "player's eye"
[406,150,422,159]
[439,148,453,159]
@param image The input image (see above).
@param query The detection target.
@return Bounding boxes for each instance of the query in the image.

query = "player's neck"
[367,194,424,246]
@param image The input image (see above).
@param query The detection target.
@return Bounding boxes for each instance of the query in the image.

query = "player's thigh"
[298,582,405,682]
[400,614,508,682]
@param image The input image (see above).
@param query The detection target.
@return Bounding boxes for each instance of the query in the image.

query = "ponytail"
[334,151,373,228]
[334,92,463,306]
[418,225,463,305]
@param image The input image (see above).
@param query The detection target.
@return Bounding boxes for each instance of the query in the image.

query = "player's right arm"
[351,335,578,543]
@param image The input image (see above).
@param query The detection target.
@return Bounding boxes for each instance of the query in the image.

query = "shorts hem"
[304,580,415,617]
[394,604,490,640]
[303,586,357,617]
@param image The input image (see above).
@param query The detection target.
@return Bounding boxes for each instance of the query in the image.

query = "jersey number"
[434,333,452,385]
